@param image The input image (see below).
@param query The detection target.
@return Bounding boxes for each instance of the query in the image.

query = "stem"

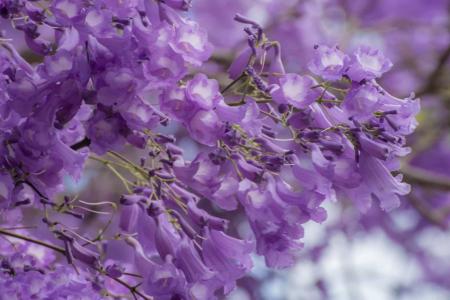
[0,228,65,254]
[221,73,246,94]
[402,165,450,190]
[108,276,150,300]
[106,164,134,193]
[108,151,149,179]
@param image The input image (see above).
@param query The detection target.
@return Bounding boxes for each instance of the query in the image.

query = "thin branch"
[221,73,246,94]
[15,179,50,202]
[402,165,450,190]
[407,195,448,229]
[0,228,65,254]
[417,44,450,97]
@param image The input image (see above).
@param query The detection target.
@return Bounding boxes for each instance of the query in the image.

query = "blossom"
[270,74,318,108]
[237,175,320,268]
[186,73,223,110]
[344,83,383,119]
[346,45,393,82]
[308,45,348,81]
[188,110,224,146]
[86,107,128,155]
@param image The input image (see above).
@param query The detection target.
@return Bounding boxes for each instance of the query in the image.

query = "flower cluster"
[0,0,212,204]
[0,234,102,299]
[193,0,450,296]
[0,1,420,300]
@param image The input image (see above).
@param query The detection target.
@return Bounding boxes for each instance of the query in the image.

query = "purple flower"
[41,50,75,78]
[170,19,213,66]
[310,145,362,188]
[51,0,83,24]
[344,83,382,119]
[5,74,39,117]
[308,45,348,81]
[346,45,393,82]
[142,257,188,299]
[119,198,143,232]
[188,110,223,146]
[186,73,223,110]
[358,134,390,160]
[154,215,182,260]
[174,236,219,298]
[119,97,159,131]
[96,68,136,106]
[160,86,196,121]
[372,83,420,135]
[288,108,314,129]
[354,152,410,211]
[270,74,318,108]
[86,107,128,155]
[237,176,309,268]
[211,177,239,210]
[202,228,254,293]
[127,236,187,299]
[228,47,254,80]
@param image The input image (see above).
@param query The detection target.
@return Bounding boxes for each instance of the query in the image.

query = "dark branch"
[15,179,50,202]
[221,73,247,94]
[0,228,65,253]
[417,45,450,97]
[407,195,448,229]
[402,165,450,190]
[71,137,91,151]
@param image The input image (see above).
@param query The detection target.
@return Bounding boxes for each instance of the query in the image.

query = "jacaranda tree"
[1,0,449,299]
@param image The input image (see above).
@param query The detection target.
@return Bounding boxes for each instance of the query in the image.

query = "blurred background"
[4,0,450,299]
